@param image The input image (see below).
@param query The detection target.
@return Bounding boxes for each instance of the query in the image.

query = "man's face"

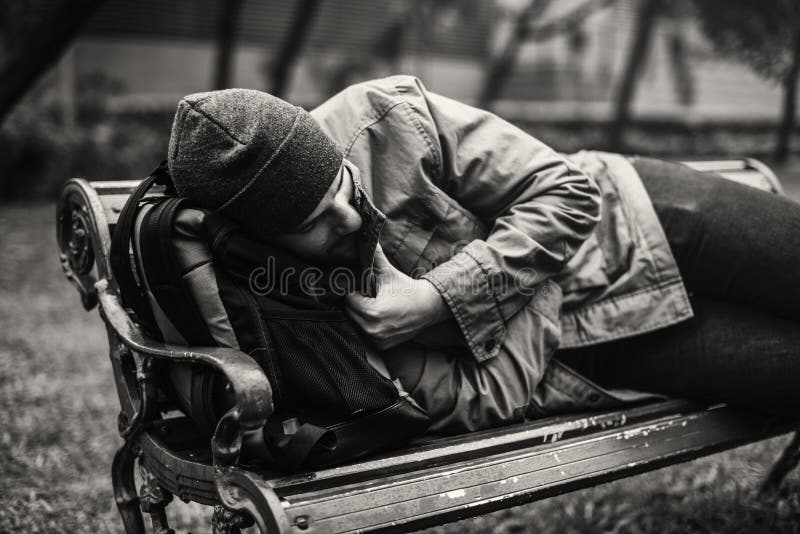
[269,160,362,265]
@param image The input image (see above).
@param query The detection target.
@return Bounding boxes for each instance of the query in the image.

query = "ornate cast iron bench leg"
[761,430,800,495]
[112,438,145,534]
[212,505,255,534]
[139,465,176,534]
[215,468,290,534]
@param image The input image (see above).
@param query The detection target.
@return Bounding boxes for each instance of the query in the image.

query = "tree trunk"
[213,0,244,90]
[478,0,551,109]
[270,0,322,98]
[0,0,106,125]
[774,26,800,162]
[326,0,419,96]
[608,0,661,151]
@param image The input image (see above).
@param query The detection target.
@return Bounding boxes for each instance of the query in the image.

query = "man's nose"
[333,202,362,236]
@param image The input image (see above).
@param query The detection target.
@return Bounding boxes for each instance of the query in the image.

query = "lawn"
[1,202,799,533]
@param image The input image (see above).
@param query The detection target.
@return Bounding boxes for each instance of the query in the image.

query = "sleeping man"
[166,75,800,433]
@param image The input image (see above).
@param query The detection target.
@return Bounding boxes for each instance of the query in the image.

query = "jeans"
[557,157,800,415]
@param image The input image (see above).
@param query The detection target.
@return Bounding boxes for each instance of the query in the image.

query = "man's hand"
[345,244,450,350]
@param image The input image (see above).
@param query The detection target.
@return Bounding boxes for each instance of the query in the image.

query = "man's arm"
[414,81,601,363]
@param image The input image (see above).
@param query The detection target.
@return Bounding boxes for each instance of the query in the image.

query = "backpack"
[109,162,430,470]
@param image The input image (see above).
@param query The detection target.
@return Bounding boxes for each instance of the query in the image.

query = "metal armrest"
[95,279,273,465]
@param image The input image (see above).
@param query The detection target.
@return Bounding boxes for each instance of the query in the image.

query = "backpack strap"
[267,422,336,471]
[137,196,215,346]
[110,161,171,336]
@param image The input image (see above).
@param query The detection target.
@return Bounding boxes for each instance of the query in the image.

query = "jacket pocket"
[558,232,611,292]
[558,153,637,293]
[593,169,637,283]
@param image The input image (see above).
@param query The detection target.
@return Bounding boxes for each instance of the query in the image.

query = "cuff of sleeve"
[421,249,506,363]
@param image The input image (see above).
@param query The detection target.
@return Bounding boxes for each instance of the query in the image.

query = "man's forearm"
[420,278,452,324]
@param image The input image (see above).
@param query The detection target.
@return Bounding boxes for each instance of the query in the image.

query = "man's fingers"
[346,291,383,321]
[344,291,367,314]
[344,303,367,328]
[371,243,394,272]
[344,302,386,345]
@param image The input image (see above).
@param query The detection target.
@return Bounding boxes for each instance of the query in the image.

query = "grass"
[1,202,799,533]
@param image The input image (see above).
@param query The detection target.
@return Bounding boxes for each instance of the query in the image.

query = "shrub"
[0,72,172,201]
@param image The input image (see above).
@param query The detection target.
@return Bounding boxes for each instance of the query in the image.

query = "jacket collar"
[346,159,386,297]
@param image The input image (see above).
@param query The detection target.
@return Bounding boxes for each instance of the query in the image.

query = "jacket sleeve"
[416,85,601,363]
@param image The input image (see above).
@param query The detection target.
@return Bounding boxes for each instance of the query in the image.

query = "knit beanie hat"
[167,88,343,235]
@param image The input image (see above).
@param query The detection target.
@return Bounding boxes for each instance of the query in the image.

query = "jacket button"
[483,339,496,352]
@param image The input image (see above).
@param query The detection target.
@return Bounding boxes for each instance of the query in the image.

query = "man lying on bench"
[162,75,800,442]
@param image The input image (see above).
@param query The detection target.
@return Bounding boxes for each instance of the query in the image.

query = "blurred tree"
[692,0,800,161]
[478,0,618,109]
[667,31,694,106]
[325,1,419,95]
[478,0,552,108]
[270,0,323,98]
[658,0,697,108]
[0,0,105,125]
[608,0,663,151]
[213,0,244,90]
[324,0,478,96]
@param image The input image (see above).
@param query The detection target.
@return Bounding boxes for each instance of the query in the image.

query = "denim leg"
[558,296,800,415]
[631,156,800,321]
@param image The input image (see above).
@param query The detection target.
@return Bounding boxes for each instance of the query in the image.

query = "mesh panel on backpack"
[262,315,398,417]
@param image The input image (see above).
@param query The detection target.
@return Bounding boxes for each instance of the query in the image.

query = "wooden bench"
[57,159,800,534]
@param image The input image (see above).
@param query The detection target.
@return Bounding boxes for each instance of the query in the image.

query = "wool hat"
[167,88,343,235]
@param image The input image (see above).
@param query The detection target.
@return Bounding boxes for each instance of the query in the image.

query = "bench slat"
[97,193,130,226]
[90,180,141,193]
[96,187,167,227]
[716,171,773,191]
[266,400,693,492]
[278,406,790,533]
[681,160,748,172]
